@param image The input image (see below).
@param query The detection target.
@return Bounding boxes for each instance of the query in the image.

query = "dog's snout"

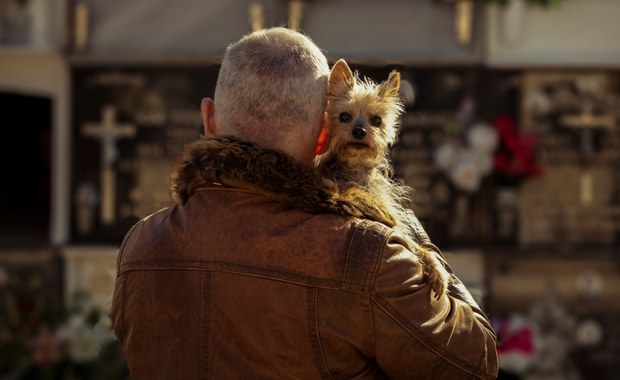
[352,127,366,140]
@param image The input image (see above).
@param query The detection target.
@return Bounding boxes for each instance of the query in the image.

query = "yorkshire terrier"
[316,59,450,298]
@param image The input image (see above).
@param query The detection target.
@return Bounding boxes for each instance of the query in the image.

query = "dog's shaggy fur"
[316,59,450,298]
[170,136,394,225]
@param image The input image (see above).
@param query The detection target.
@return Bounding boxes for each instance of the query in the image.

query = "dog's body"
[316,59,450,298]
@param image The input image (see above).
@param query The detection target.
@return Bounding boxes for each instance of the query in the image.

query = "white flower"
[468,123,498,153]
[93,315,116,344]
[56,314,116,362]
[56,315,86,341]
[449,158,482,193]
[435,121,499,192]
[433,141,459,171]
[455,149,493,176]
[500,352,534,375]
[471,149,494,176]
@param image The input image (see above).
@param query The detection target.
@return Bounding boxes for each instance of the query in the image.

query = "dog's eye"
[370,115,382,127]
[339,112,352,123]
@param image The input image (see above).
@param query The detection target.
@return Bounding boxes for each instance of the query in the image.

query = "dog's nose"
[352,127,366,140]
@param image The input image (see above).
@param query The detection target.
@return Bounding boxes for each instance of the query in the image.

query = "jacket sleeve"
[370,233,499,380]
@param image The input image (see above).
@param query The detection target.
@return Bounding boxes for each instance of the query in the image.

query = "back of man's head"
[214,27,329,162]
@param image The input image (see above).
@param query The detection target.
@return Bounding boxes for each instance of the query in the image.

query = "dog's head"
[326,59,404,166]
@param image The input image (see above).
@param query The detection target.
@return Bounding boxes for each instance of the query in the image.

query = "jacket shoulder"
[115,207,173,271]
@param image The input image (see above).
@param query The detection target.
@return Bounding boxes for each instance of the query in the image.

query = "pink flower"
[29,326,62,366]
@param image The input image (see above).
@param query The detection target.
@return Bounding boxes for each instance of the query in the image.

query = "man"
[111,27,498,379]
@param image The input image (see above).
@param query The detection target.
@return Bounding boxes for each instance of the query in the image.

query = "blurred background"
[0,0,619,378]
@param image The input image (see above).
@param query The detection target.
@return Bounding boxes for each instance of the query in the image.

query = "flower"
[492,313,537,375]
[492,115,542,186]
[434,141,459,171]
[0,284,125,378]
[468,123,498,153]
[434,123,498,193]
[56,310,116,363]
[450,158,482,193]
[56,315,94,362]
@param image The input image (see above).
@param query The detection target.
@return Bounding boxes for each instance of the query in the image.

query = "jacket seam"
[118,260,367,293]
[368,225,391,358]
[340,226,356,291]
[119,273,128,352]
[341,221,388,293]
[200,272,211,380]
[364,222,391,292]
[308,288,333,380]
[365,221,391,357]
[370,292,491,380]
[369,292,378,356]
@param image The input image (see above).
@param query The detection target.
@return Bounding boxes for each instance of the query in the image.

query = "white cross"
[82,105,136,225]
[560,105,615,205]
[83,105,137,164]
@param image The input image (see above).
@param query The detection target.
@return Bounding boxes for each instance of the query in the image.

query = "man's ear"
[201,98,217,136]
[314,112,329,155]
[329,59,354,97]
[378,70,401,98]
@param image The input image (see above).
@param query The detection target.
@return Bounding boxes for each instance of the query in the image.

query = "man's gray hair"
[214,28,329,155]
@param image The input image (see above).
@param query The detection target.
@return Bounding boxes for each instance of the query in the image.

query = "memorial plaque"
[520,72,620,246]
[71,66,219,244]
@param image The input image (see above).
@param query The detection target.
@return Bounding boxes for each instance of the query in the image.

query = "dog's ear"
[329,59,354,97]
[378,70,400,98]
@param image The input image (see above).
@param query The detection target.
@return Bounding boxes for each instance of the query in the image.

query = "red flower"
[492,115,542,186]
[498,327,535,355]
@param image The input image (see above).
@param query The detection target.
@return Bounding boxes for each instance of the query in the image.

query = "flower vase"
[494,187,519,244]
[500,0,526,46]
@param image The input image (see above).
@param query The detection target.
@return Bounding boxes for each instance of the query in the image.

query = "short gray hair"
[214,28,329,156]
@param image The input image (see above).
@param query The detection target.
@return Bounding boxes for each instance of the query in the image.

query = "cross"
[82,105,136,225]
[561,104,615,204]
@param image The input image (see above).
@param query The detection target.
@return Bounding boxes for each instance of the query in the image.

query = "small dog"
[316,59,450,298]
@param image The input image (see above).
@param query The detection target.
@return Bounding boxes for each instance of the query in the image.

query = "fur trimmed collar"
[170,136,395,226]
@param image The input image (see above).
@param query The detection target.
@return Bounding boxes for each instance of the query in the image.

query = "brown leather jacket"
[111,137,498,379]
